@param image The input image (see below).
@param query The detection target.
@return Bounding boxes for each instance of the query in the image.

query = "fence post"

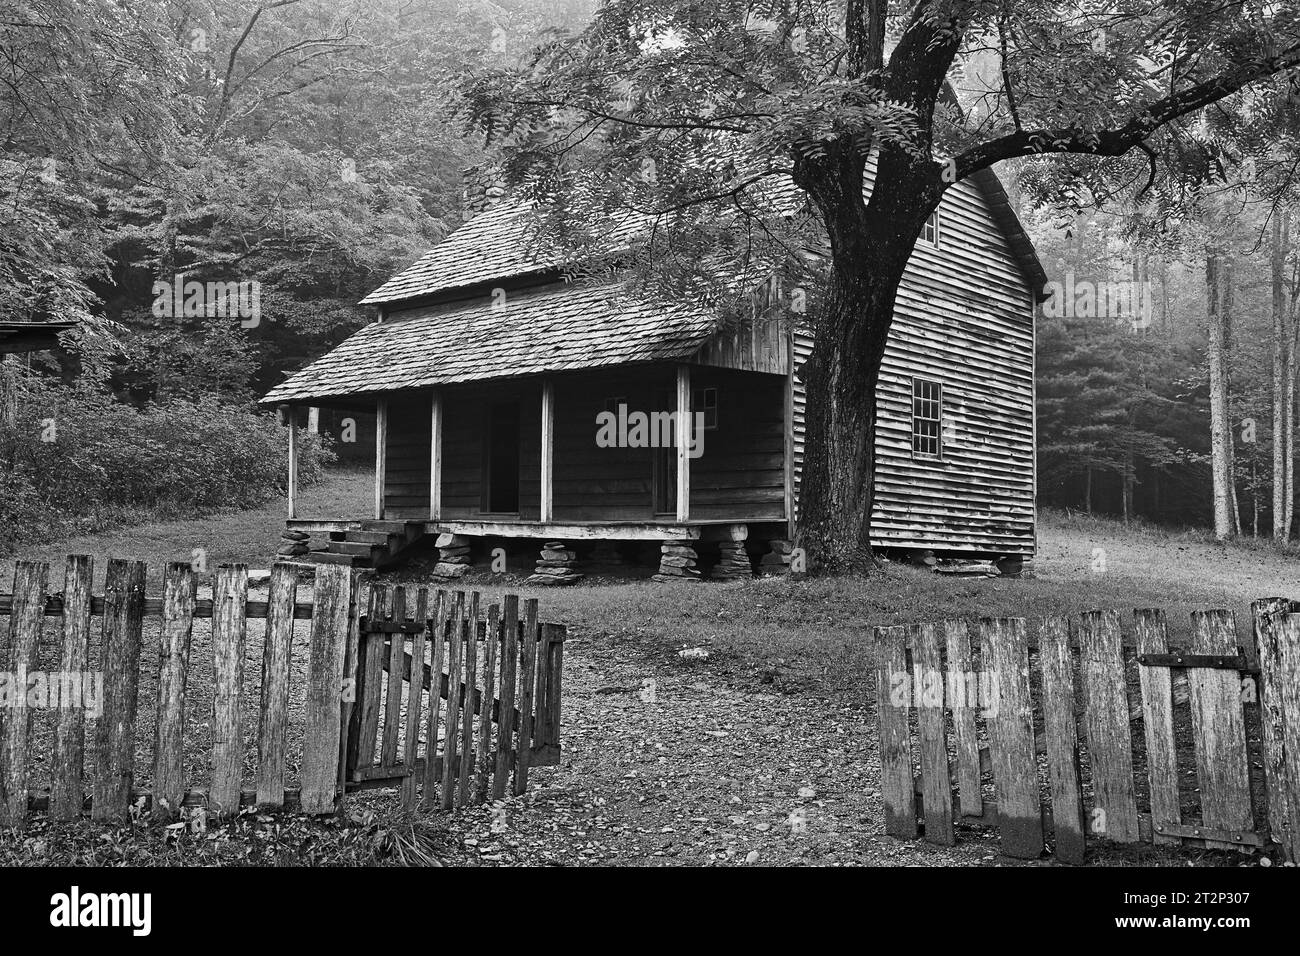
[493,594,519,801]
[92,559,147,822]
[1188,609,1252,850]
[874,625,916,839]
[50,555,93,821]
[980,617,1043,858]
[1265,612,1300,863]
[0,561,49,829]
[440,591,466,810]
[257,563,297,808]
[1134,609,1180,845]
[1078,610,1140,843]
[401,588,429,809]
[543,622,565,756]
[943,620,981,820]
[475,603,500,803]
[153,562,196,822]
[911,622,953,845]
[514,598,539,796]
[301,564,354,814]
[1040,616,1085,863]
[209,564,249,817]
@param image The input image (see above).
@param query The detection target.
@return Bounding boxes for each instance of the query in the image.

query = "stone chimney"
[461,164,507,221]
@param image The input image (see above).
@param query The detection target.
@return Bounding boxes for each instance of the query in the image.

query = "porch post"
[540,379,555,522]
[430,390,442,520]
[307,406,320,433]
[374,398,387,520]
[675,364,690,522]
[283,405,299,520]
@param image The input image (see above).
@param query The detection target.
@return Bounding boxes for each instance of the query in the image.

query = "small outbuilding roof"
[0,320,76,354]
[262,281,718,405]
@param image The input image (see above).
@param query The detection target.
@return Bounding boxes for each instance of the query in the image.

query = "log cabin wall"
[382,394,432,518]
[552,370,658,521]
[793,172,1036,556]
[688,367,786,520]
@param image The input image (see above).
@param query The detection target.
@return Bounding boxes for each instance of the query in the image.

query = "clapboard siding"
[792,171,1036,555]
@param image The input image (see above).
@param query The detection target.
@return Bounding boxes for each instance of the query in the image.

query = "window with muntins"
[912,378,942,458]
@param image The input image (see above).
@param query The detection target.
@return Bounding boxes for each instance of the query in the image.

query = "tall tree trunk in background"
[1160,260,1171,335]
[1122,453,1135,523]
[1085,467,1093,514]
[1272,215,1289,539]
[1224,258,1242,535]
[1207,248,1236,539]
[1287,282,1299,537]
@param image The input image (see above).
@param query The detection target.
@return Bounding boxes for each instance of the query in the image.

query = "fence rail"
[0,557,563,828]
[876,599,1300,864]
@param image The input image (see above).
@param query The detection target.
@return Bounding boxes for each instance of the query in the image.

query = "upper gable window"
[921,210,940,248]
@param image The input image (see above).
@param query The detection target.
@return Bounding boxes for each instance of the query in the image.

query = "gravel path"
[434,632,1013,867]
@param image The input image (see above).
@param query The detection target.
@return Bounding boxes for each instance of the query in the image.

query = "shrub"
[0,377,333,551]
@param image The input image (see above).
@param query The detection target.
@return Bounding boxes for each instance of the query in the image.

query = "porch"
[278,362,796,577]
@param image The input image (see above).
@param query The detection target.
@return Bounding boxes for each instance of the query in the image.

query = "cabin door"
[484,400,521,514]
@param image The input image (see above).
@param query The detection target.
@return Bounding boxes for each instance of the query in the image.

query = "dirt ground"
[421,631,1247,867]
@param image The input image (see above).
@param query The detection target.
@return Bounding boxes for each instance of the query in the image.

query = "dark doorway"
[485,401,521,514]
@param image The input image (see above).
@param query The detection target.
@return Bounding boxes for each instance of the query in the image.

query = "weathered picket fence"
[876,600,1300,863]
[345,583,563,809]
[0,556,563,829]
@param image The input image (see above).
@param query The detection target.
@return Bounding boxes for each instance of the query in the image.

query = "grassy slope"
[0,467,372,588]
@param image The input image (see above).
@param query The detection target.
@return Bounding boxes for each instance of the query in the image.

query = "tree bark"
[1206,247,1235,539]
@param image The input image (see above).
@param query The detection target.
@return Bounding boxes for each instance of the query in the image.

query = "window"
[921,209,940,247]
[911,378,942,459]
[693,387,718,429]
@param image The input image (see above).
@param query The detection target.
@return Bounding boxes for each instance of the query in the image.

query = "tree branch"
[954,46,1300,179]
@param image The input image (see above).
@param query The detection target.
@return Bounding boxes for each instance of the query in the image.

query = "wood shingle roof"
[262,281,718,404]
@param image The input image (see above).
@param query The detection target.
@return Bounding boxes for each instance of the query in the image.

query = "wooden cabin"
[261,168,1045,579]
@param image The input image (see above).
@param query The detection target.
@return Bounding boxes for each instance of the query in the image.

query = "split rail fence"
[876,600,1300,863]
[0,557,563,829]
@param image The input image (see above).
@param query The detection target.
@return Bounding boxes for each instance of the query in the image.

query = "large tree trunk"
[796,264,904,572]
[1207,248,1236,539]
[792,142,928,574]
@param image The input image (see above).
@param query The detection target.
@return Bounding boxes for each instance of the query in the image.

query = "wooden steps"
[303,520,427,569]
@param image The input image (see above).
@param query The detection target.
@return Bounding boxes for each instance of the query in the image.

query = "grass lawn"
[5,468,1292,697]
